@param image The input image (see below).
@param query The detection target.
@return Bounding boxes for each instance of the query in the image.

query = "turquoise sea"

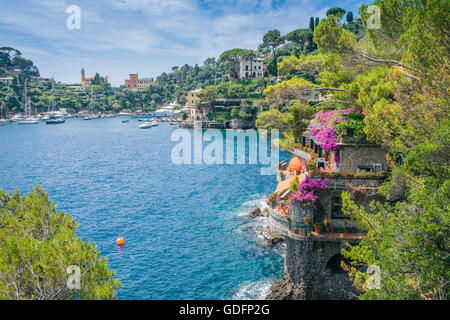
[0,118,287,299]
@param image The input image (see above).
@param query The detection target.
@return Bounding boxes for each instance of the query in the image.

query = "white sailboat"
[84,86,98,120]
[46,78,65,124]
[17,79,39,125]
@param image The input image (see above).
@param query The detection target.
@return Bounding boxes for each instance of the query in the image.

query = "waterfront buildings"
[124,73,153,91]
[187,89,204,120]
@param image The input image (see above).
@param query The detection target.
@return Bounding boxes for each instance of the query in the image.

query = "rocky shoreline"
[247,205,358,300]
[247,206,285,247]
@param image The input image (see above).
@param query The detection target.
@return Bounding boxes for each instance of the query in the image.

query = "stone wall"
[266,237,361,300]
[179,120,254,130]
[267,208,290,237]
[339,144,388,174]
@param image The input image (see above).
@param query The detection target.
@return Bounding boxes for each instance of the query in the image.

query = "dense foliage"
[0,186,121,299]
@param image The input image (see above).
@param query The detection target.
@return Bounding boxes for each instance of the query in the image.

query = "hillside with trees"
[256,0,449,299]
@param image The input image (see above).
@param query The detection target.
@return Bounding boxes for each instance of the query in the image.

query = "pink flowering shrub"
[289,176,329,207]
[310,108,362,153]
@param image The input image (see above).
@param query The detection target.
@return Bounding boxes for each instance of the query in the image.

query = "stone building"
[239,57,264,79]
[266,130,388,300]
[187,89,205,120]
[81,68,108,87]
[124,73,152,91]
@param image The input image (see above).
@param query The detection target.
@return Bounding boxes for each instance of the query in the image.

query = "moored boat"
[46,117,65,124]
[18,117,40,125]
[139,122,152,129]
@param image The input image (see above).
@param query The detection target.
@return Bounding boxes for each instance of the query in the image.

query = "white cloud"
[0,0,361,85]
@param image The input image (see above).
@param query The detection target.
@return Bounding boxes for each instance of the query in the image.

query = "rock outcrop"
[266,237,360,300]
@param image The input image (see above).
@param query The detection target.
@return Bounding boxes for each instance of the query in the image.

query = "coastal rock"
[265,237,360,300]
[265,276,306,300]
[261,208,269,217]
[248,207,261,217]
[266,230,284,247]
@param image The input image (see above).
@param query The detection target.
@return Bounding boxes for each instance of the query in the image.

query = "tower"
[81,68,85,85]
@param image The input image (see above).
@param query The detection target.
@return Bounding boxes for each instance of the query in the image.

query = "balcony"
[267,206,366,241]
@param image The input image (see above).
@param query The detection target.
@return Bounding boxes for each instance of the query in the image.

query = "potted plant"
[303,216,311,226]
[323,218,330,232]
[314,223,321,234]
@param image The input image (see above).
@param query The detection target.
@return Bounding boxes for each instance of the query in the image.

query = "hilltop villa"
[81,68,108,87]
[239,56,265,79]
[124,73,153,91]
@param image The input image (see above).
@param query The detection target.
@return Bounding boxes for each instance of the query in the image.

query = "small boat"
[10,115,23,122]
[170,122,178,125]
[46,117,65,124]
[18,117,39,125]
[122,119,130,123]
[139,122,152,129]
[151,121,158,127]
[0,119,6,126]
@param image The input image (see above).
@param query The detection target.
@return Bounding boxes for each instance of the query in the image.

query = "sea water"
[0,118,287,299]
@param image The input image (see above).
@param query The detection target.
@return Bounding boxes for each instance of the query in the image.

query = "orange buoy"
[116,237,125,246]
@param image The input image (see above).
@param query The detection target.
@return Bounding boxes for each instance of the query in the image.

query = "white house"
[239,57,264,79]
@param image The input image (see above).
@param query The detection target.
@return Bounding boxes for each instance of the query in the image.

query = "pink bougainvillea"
[310,108,361,153]
[289,176,329,206]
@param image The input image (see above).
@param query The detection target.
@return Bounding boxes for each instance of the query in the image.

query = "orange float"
[116,237,125,246]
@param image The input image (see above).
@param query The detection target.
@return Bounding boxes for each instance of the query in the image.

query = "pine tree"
[346,11,354,23]
[309,17,315,31]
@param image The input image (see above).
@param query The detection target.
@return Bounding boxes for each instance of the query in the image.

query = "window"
[357,164,373,173]
[258,65,261,70]
[373,163,383,172]
[245,65,248,71]
[331,196,344,219]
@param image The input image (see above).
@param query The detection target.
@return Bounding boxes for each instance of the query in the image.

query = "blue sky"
[0,0,367,86]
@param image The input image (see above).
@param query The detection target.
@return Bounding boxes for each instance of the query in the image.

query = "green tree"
[0,186,121,299]
[258,29,285,76]
[231,106,239,119]
[309,17,315,31]
[220,48,249,79]
[92,73,100,85]
[346,11,354,23]
[326,7,346,19]
[284,29,315,52]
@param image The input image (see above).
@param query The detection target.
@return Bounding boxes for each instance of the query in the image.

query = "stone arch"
[325,253,351,274]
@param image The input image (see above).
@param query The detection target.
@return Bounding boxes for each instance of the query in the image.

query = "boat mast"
[23,78,28,116]
[48,77,55,113]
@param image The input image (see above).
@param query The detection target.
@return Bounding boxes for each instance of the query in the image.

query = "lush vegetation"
[255,0,449,300]
[0,186,121,299]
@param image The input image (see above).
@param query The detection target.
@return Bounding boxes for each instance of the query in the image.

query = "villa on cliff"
[266,109,389,300]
